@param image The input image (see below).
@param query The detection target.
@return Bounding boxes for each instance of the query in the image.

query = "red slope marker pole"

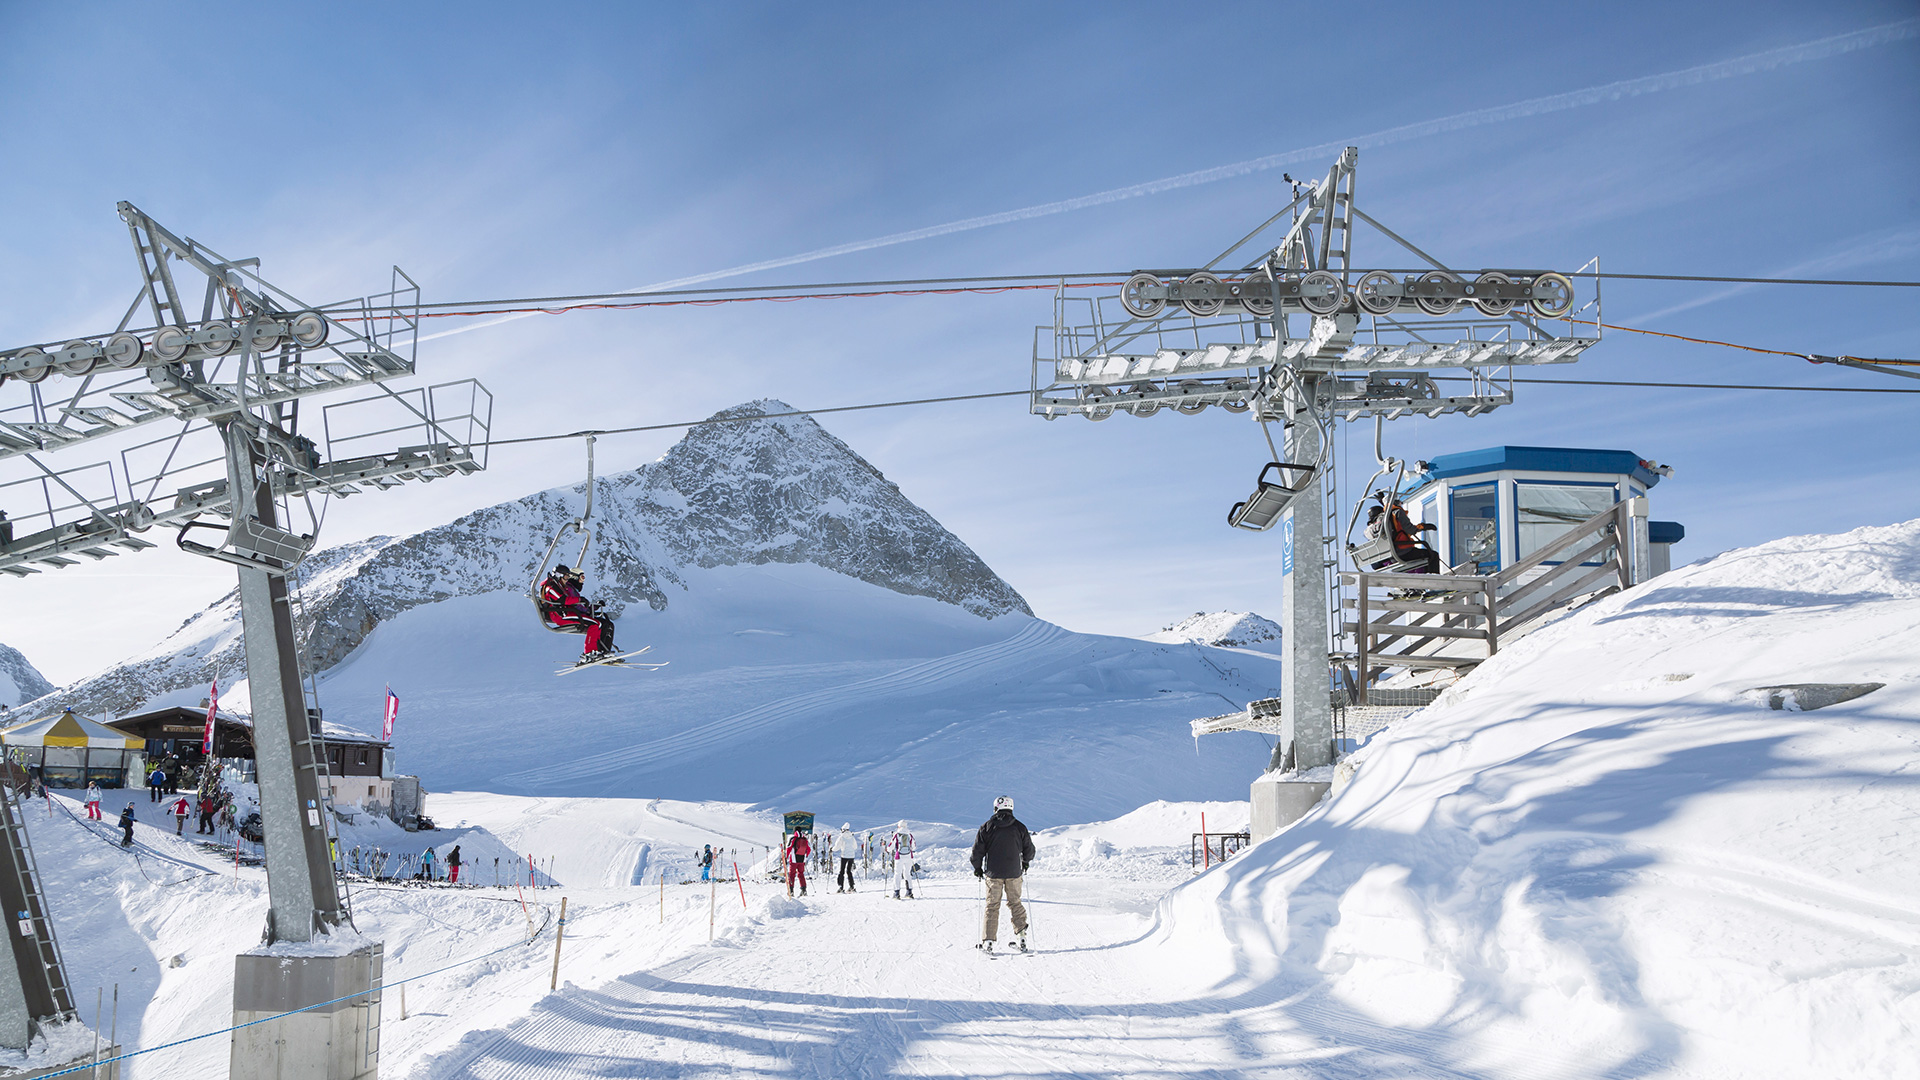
[734,862,746,909]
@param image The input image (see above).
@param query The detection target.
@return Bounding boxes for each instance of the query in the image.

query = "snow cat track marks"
[503,620,1080,786]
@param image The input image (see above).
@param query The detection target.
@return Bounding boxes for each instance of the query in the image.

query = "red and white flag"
[383,687,399,742]
[202,679,218,754]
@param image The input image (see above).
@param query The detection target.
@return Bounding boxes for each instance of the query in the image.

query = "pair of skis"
[554,645,669,676]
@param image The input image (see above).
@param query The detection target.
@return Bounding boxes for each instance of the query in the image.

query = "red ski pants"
[449,865,460,883]
[547,609,607,653]
[787,861,807,893]
[86,802,101,820]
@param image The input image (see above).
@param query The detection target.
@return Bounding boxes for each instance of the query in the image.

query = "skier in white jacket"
[889,826,915,899]
[833,824,858,892]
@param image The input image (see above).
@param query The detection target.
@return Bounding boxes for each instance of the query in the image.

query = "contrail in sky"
[423,17,1919,343]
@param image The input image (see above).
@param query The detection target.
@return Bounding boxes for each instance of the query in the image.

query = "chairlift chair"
[1226,461,1315,532]
[531,436,597,634]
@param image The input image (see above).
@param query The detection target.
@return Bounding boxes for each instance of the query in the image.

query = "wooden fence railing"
[1344,496,1645,701]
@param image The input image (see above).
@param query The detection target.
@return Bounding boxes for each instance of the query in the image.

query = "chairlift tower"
[1,205,492,1079]
[1030,147,1601,776]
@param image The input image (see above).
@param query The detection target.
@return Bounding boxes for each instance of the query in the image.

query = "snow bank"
[1154,519,1920,1078]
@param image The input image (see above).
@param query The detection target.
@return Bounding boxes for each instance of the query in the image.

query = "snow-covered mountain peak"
[1146,611,1282,651]
[36,400,1030,719]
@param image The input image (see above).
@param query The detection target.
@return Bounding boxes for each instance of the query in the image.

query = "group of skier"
[764,797,1034,954]
[779,822,920,899]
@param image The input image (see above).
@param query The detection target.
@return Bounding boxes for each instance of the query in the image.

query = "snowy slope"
[310,565,1282,826]
[0,641,54,708]
[1152,518,1920,1078]
[33,399,1030,720]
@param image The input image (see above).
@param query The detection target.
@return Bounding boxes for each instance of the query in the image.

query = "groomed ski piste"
[26,518,1920,1079]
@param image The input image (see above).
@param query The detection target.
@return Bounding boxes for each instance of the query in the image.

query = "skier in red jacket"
[783,830,812,898]
[538,565,619,662]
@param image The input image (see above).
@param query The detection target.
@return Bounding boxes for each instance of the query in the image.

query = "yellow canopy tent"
[1,709,144,788]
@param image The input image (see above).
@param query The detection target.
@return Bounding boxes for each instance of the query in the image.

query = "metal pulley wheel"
[1220,398,1250,414]
[199,322,236,357]
[57,340,98,376]
[1299,270,1344,316]
[1238,268,1276,317]
[104,331,144,368]
[290,310,329,348]
[249,320,282,354]
[1181,272,1226,318]
[1529,272,1575,318]
[1470,272,1515,317]
[13,347,51,383]
[1354,270,1398,315]
[1129,382,1162,418]
[1176,381,1210,414]
[150,326,190,362]
[1120,273,1166,319]
[1416,271,1463,315]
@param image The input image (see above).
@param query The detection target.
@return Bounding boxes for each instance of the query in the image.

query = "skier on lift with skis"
[539,564,620,664]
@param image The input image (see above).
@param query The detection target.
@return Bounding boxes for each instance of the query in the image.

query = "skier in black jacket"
[970,796,1035,953]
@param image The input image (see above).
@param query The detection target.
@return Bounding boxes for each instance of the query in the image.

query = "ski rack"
[1030,148,1601,423]
[0,205,492,579]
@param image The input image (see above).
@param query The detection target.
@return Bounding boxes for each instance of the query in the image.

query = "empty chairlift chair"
[1227,462,1315,532]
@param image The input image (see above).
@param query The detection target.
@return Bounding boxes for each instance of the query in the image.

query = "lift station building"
[1397,445,1685,578]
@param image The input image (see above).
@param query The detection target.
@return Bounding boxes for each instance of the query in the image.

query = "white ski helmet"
[842,822,852,830]
[994,795,1015,811]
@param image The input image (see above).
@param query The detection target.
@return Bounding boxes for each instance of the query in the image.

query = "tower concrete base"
[231,944,381,1080]
[1250,775,1330,839]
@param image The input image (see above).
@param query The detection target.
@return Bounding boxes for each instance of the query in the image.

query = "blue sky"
[2,2,1917,684]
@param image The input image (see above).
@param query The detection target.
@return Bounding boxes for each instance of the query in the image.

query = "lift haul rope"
[316,268,1920,320]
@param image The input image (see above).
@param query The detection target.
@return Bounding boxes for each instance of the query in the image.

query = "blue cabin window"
[1515,480,1618,563]
[1450,483,1500,573]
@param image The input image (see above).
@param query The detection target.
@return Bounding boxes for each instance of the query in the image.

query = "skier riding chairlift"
[538,563,620,663]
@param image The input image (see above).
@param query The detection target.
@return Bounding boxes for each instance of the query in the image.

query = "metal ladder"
[0,782,76,1035]
[286,555,356,929]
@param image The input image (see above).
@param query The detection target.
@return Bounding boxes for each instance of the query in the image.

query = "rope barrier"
[32,912,559,1080]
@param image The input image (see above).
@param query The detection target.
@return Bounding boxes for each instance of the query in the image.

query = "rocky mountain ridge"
[0,643,54,710]
[24,400,1030,719]
[1147,611,1282,651]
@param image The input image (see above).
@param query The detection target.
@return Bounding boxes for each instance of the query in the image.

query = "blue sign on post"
[1281,513,1294,577]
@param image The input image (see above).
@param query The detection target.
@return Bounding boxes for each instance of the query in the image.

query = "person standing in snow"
[889,826,915,900]
[170,794,190,835]
[421,847,438,882]
[118,804,135,847]
[448,845,463,884]
[834,823,858,893]
[84,782,103,821]
[971,795,1035,953]
[783,829,811,898]
[700,844,712,883]
[196,791,217,834]
[147,766,164,803]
